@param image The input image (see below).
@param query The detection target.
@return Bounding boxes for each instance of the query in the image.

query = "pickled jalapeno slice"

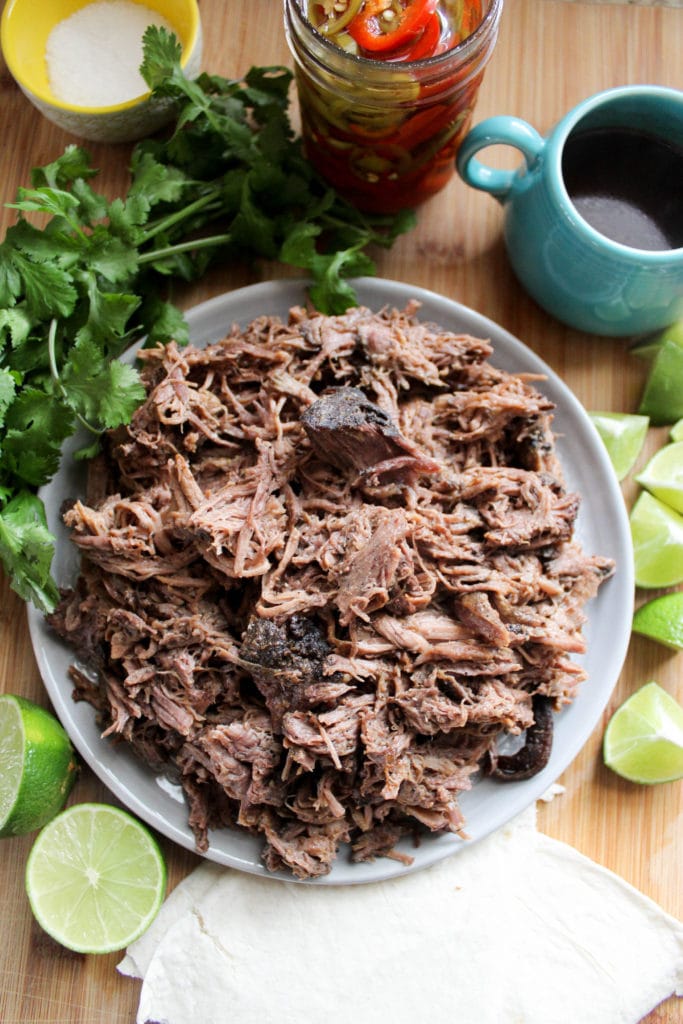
[310,0,364,35]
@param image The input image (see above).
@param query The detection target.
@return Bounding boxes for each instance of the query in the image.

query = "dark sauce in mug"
[561,127,683,251]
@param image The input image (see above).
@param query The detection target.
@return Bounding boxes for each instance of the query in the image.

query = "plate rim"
[27,276,634,885]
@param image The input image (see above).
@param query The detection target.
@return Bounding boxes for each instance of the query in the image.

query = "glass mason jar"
[283,0,504,213]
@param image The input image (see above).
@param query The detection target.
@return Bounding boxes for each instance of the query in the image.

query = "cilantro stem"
[141,189,222,242]
[47,319,102,436]
[138,233,233,264]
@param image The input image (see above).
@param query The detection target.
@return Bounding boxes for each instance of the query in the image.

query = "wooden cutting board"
[1,0,682,1020]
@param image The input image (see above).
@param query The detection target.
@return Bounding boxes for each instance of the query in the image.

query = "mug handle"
[456,116,545,201]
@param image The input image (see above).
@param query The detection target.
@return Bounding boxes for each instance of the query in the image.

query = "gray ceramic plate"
[27,277,634,884]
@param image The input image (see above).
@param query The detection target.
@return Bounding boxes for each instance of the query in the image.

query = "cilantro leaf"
[129,150,189,208]
[139,25,184,91]
[10,252,78,320]
[98,360,146,428]
[279,223,375,314]
[76,273,141,352]
[31,145,97,190]
[0,368,17,425]
[87,229,139,283]
[8,186,81,221]
[3,387,74,487]
[138,296,189,346]
[60,335,145,432]
[0,491,59,612]
[0,241,24,306]
[0,307,31,350]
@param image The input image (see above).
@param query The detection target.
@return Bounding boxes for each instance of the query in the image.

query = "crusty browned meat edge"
[48,301,614,879]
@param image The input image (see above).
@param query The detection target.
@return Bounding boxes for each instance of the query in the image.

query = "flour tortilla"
[120,806,683,1024]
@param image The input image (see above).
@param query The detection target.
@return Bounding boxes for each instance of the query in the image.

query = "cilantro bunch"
[0,28,414,612]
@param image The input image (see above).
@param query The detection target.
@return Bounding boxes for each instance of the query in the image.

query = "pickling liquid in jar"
[284,0,503,213]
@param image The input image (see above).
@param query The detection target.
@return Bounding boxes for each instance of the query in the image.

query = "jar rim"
[285,0,504,72]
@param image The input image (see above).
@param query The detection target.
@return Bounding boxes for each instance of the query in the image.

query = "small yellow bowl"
[1,0,202,143]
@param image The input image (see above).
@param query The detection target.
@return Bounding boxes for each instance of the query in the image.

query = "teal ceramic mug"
[456,86,683,336]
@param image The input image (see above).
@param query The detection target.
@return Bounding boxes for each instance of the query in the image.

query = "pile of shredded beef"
[48,302,614,879]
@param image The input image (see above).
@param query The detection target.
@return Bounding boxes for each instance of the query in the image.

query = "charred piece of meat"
[239,615,338,726]
[301,386,439,481]
[486,695,554,781]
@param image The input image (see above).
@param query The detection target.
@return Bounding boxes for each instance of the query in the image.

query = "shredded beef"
[47,302,615,879]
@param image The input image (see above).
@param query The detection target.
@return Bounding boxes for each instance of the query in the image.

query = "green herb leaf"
[139,24,184,91]
[139,296,189,346]
[2,387,74,487]
[11,252,78,320]
[8,186,81,221]
[30,145,97,190]
[60,335,145,430]
[0,491,59,612]
[0,368,18,425]
[87,229,139,283]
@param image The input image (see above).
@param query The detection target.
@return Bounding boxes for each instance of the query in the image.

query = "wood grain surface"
[1,0,682,1021]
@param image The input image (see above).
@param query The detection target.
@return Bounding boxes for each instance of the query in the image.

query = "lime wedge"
[630,491,683,589]
[636,441,683,514]
[26,803,166,954]
[671,419,683,443]
[0,694,77,838]
[604,681,683,784]
[631,318,683,361]
[588,411,649,480]
[632,593,683,651]
[638,339,683,425]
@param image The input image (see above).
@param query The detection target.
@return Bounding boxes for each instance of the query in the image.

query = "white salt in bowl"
[1,0,202,143]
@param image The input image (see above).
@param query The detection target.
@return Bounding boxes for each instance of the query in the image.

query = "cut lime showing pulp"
[603,681,683,784]
[633,593,683,651]
[630,491,683,588]
[26,803,167,954]
[636,441,683,514]
[638,339,683,425]
[671,419,683,443]
[0,694,77,838]
[588,411,649,480]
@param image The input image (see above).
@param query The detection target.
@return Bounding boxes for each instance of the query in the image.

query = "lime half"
[630,491,683,589]
[633,593,683,651]
[26,803,167,954]
[671,419,683,443]
[588,411,649,480]
[0,694,77,838]
[604,681,683,784]
[638,339,683,425]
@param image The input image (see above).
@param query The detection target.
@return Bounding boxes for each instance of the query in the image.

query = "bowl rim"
[0,0,201,114]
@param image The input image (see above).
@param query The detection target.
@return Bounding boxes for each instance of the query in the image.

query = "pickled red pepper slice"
[405,11,442,58]
[348,0,439,53]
